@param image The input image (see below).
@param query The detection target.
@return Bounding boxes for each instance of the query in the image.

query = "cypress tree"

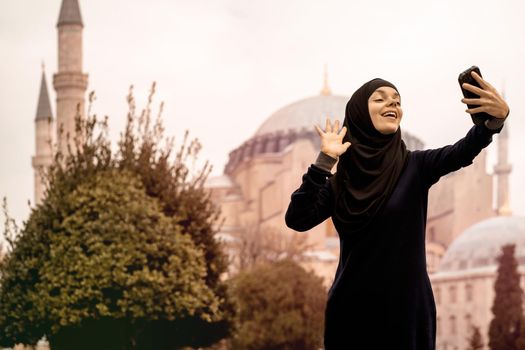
[488,244,524,350]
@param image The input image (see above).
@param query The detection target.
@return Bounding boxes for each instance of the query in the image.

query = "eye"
[374,99,383,102]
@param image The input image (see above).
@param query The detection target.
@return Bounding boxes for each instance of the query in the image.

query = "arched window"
[465,313,472,332]
[449,285,457,303]
[450,315,456,334]
[465,283,473,302]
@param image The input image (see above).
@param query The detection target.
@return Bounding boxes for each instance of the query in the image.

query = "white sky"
[1,0,524,226]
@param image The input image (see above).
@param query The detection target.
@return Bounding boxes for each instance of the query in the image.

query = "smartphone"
[458,66,493,125]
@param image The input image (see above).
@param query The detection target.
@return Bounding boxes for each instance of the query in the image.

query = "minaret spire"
[320,64,332,96]
[32,65,55,204]
[494,84,512,216]
[57,0,83,27]
[36,66,53,121]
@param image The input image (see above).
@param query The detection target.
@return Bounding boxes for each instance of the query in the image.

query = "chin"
[379,126,399,135]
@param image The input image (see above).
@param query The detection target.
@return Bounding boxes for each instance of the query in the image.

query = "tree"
[517,316,525,350]
[466,325,484,350]
[229,222,314,273]
[228,259,326,350]
[488,244,524,350]
[0,85,234,349]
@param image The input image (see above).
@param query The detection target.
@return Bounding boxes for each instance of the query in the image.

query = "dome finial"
[320,64,331,96]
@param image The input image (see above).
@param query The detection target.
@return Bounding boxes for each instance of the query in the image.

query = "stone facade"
[204,79,515,350]
[432,216,525,350]
[204,88,499,289]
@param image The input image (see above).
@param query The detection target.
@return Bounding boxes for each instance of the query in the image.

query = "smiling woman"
[368,87,403,135]
[285,73,509,350]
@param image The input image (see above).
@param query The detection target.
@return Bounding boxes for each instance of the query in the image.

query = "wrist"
[320,150,338,159]
[484,117,506,130]
[315,151,338,172]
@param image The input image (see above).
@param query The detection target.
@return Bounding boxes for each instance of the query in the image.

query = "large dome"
[255,95,348,136]
[438,216,525,273]
[224,91,425,174]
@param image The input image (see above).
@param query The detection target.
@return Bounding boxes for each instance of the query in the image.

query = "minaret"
[494,88,512,216]
[32,65,55,205]
[53,0,88,155]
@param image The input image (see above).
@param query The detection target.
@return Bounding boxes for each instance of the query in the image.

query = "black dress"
[285,123,503,350]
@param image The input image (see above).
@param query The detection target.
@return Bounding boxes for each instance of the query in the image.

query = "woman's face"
[368,86,403,135]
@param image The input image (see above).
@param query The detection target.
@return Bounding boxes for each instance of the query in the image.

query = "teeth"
[383,112,396,118]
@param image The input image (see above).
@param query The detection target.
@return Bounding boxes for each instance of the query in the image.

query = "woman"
[285,71,509,349]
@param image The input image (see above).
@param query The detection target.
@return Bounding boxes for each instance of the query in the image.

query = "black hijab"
[330,78,409,233]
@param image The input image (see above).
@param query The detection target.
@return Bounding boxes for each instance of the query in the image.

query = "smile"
[382,111,397,119]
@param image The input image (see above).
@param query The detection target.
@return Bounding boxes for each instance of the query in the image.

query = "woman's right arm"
[285,152,337,232]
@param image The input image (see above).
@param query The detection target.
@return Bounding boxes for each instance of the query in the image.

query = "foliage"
[466,325,484,350]
[488,244,525,350]
[517,316,525,350]
[229,222,314,273]
[228,259,326,350]
[0,84,234,349]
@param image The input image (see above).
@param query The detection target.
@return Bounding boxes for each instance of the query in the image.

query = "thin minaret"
[494,86,512,216]
[32,64,55,204]
[53,0,88,155]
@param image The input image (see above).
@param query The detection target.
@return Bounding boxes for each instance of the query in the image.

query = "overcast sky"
[1,0,524,226]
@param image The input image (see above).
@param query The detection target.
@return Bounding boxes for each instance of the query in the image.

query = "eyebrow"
[375,89,400,99]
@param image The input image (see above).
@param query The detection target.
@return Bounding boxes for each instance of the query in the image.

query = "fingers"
[325,118,332,133]
[461,97,487,106]
[343,141,351,151]
[314,124,324,137]
[470,71,498,94]
[465,106,488,114]
[462,82,489,97]
[320,118,345,134]
[470,71,490,90]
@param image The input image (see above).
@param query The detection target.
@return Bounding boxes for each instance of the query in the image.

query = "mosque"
[27,1,524,350]
[203,70,524,350]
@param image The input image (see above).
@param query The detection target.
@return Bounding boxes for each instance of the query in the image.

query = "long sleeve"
[416,121,505,188]
[285,152,337,232]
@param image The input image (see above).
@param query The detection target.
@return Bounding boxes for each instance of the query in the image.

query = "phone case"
[458,66,493,125]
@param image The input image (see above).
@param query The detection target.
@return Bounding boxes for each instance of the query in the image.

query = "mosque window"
[450,315,456,334]
[466,283,473,302]
[465,314,472,331]
[449,285,457,303]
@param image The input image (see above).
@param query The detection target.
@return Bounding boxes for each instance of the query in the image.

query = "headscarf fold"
[330,78,409,233]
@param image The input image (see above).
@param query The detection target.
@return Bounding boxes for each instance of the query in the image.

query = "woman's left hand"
[461,71,509,119]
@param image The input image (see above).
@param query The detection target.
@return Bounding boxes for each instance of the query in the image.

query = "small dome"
[255,95,348,136]
[438,216,525,272]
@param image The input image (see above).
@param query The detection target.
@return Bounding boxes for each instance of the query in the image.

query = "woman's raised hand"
[314,118,352,159]
[461,71,510,119]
